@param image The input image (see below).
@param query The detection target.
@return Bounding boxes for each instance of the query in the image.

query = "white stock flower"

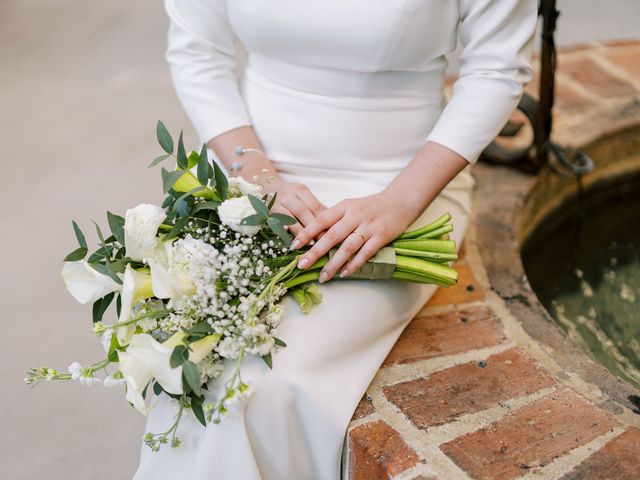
[217,196,261,236]
[117,265,154,346]
[124,203,166,262]
[103,375,125,388]
[228,177,263,198]
[68,362,82,381]
[61,261,121,305]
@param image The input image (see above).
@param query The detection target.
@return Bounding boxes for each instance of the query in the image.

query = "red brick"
[384,349,555,428]
[427,262,485,307]
[604,48,640,81]
[348,420,419,479]
[352,394,375,420]
[384,306,506,366]
[561,429,640,480]
[559,57,636,98]
[440,389,619,480]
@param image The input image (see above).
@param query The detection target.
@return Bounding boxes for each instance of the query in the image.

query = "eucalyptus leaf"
[107,211,125,245]
[240,213,266,226]
[269,213,296,225]
[197,143,209,185]
[161,168,185,193]
[148,153,171,168]
[267,217,291,244]
[261,353,273,369]
[267,192,277,210]
[182,361,202,397]
[274,337,287,347]
[248,194,269,217]
[212,160,228,199]
[92,292,114,324]
[191,398,207,427]
[192,200,220,215]
[156,121,174,154]
[153,382,164,396]
[63,246,88,262]
[166,215,190,240]
[176,131,188,169]
[170,345,188,368]
[72,221,87,248]
[186,322,215,335]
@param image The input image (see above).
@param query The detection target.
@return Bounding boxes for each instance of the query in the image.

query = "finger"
[297,189,326,217]
[286,199,317,228]
[296,218,355,270]
[339,237,386,278]
[318,231,366,282]
[272,205,304,236]
[291,205,344,250]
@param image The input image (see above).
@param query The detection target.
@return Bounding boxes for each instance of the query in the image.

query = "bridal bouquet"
[26,122,459,451]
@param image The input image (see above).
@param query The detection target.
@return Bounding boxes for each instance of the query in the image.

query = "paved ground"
[1,1,638,479]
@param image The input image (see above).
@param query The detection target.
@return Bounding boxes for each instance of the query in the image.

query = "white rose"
[62,261,121,305]
[124,203,166,262]
[228,177,263,198]
[217,196,261,236]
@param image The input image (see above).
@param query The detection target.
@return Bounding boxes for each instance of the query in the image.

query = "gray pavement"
[1,1,638,479]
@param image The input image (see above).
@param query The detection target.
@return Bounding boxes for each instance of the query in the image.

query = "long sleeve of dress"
[426,0,538,164]
[164,0,251,143]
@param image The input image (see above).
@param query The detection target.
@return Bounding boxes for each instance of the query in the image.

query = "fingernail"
[339,269,349,278]
[290,239,300,250]
[309,239,315,245]
[319,271,329,283]
[297,258,308,269]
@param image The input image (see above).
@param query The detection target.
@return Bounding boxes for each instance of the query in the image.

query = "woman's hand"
[290,189,422,282]
[263,179,327,236]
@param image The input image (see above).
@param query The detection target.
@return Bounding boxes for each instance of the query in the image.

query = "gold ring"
[352,230,366,242]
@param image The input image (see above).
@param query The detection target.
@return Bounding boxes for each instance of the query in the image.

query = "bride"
[134,0,537,478]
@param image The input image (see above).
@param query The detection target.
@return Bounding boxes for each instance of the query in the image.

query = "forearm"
[207,126,282,188]
[383,141,470,220]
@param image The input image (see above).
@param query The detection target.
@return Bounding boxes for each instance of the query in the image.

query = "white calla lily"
[61,261,121,305]
[117,265,154,346]
[118,332,221,415]
[124,203,166,262]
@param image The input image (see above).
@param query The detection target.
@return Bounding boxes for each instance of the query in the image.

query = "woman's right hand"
[263,179,326,236]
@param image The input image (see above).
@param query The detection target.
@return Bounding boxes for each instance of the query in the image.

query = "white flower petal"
[124,203,166,262]
[61,261,121,305]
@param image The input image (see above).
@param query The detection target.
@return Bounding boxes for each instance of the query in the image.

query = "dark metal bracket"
[480,0,595,177]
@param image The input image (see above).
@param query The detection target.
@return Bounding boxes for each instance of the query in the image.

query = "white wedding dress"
[134,1,537,478]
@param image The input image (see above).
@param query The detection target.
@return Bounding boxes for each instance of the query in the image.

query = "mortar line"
[518,427,626,480]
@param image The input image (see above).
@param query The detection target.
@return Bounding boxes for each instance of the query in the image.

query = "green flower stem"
[391,238,457,254]
[392,248,458,263]
[391,270,452,287]
[284,271,321,289]
[102,309,173,330]
[397,213,452,239]
[395,255,458,284]
[412,224,454,239]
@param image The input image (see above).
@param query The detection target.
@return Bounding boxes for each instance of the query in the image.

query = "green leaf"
[187,150,200,169]
[116,293,122,317]
[269,213,297,225]
[176,131,188,169]
[92,292,114,324]
[174,187,206,206]
[148,153,171,168]
[274,337,287,347]
[212,160,228,199]
[173,198,190,217]
[87,245,114,263]
[191,200,220,215]
[185,322,215,335]
[91,262,123,285]
[191,398,207,426]
[267,217,291,244]
[248,194,269,217]
[153,382,164,396]
[93,221,106,246]
[240,213,266,226]
[63,246,88,262]
[166,215,190,240]
[182,360,203,397]
[107,211,125,245]
[72,221,87,248]
[197,143,209,185]
[267,192,277,210]
[170,345,188,368]
[156,121,174,154]
[161,168,185,193]
[261,353,273,369]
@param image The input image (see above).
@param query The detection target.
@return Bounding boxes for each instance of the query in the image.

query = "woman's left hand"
[290,189,422,282]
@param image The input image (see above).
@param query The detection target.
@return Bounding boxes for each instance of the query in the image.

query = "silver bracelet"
[230,146,266,171]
